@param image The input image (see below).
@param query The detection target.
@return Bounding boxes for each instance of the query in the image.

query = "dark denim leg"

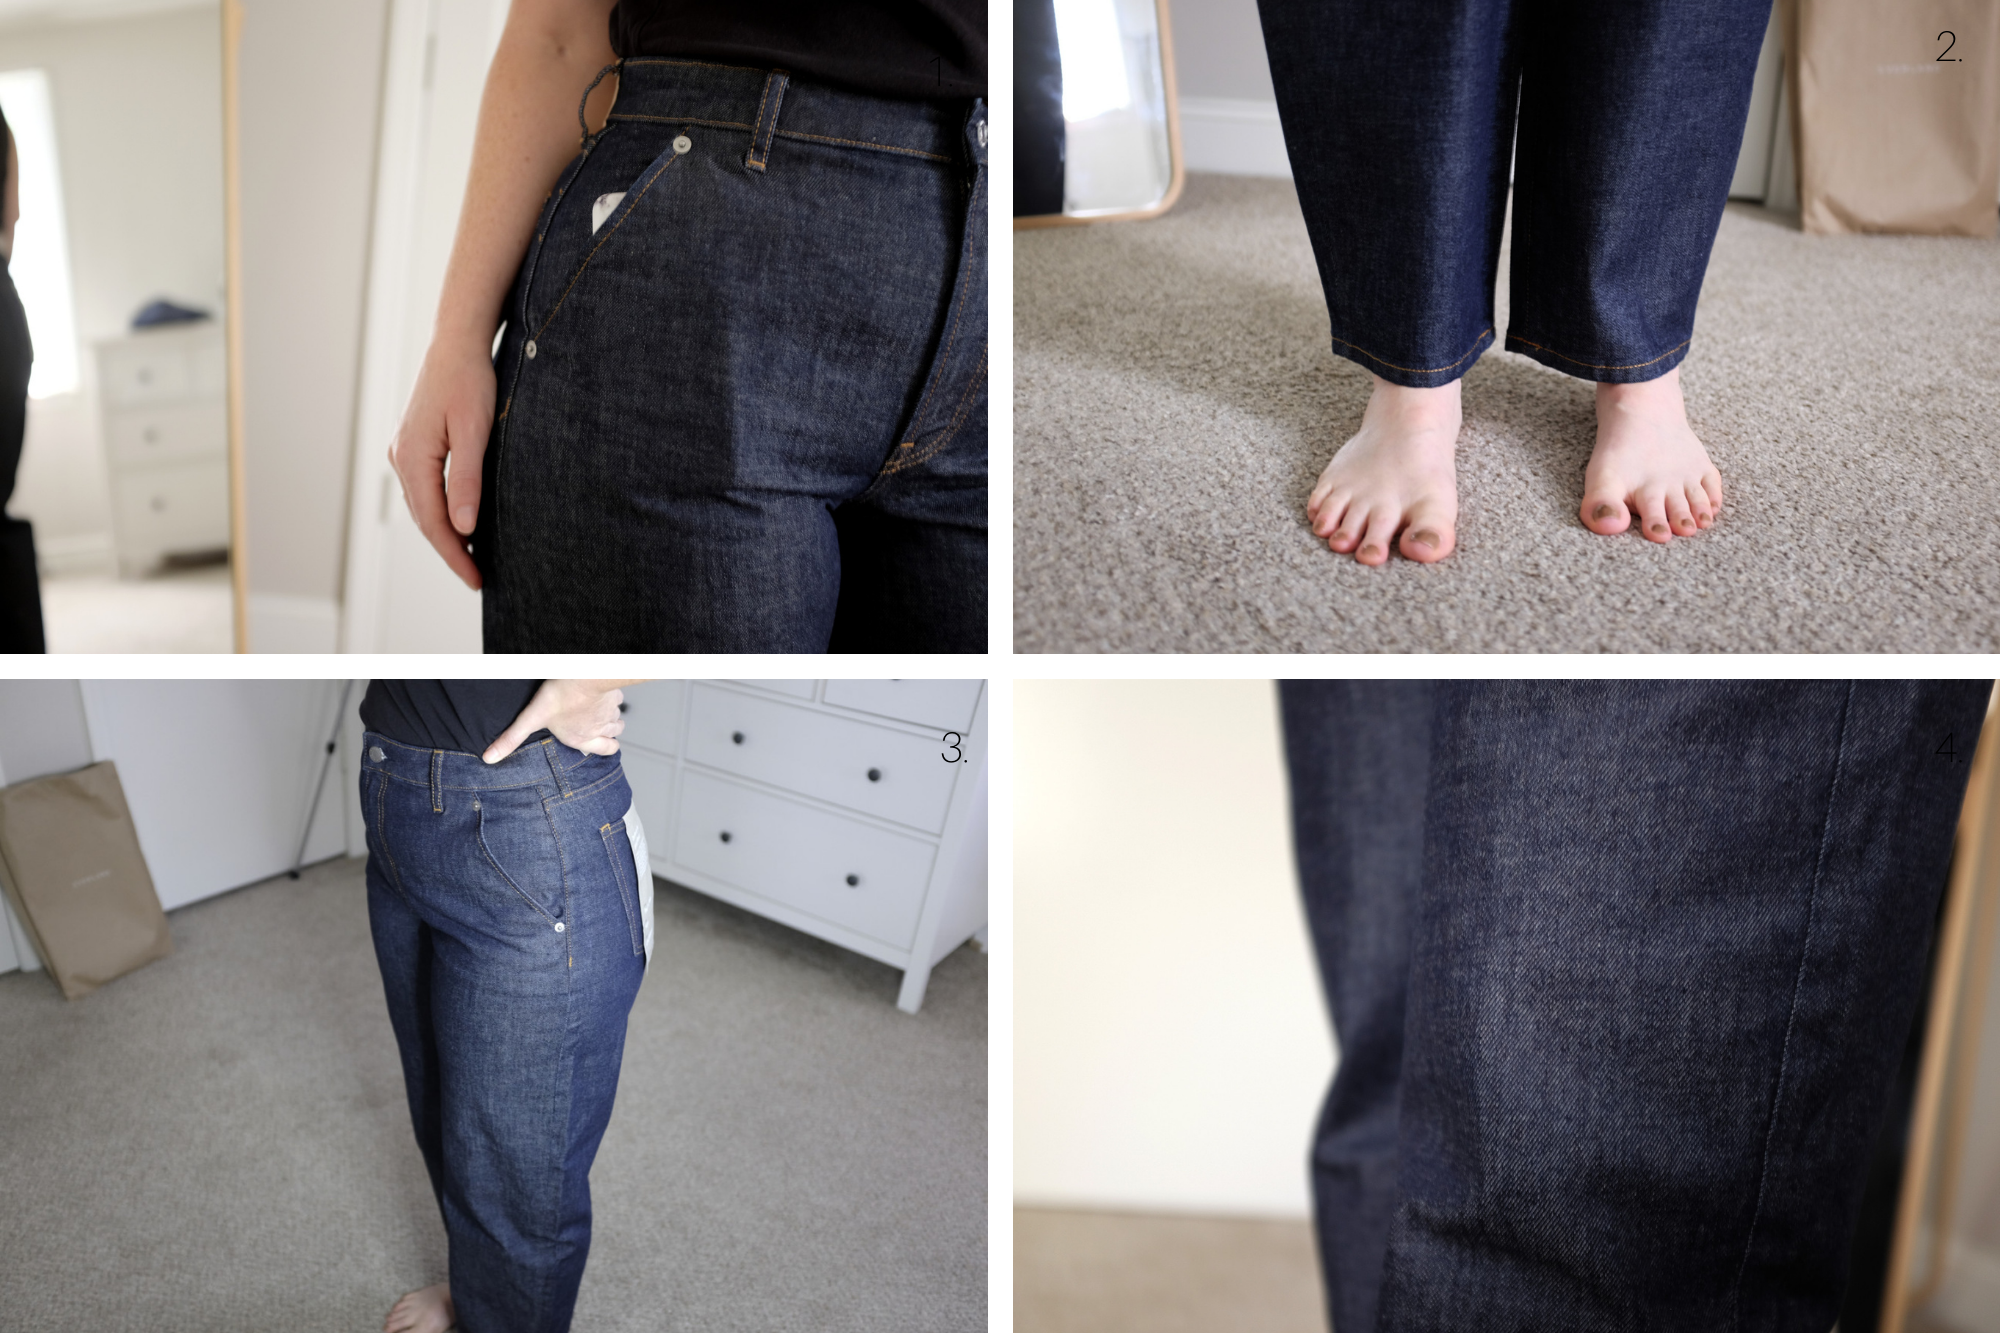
[361,739,646,1333]
[0,271,43,654]
[1378,682,1988,1332]
[1255,0,1521,387]
[364,821,446,1211]
[476,62,975,652]
[1279,682,1433,1333]
[1505,0,1773,381]
[829,100,987,654]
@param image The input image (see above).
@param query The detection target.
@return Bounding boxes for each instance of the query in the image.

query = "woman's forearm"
[432,1,617,354]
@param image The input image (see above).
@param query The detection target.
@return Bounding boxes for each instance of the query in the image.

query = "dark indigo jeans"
[476,59,988,652]
[1279,681,1991,1332]
[0,262,42,654]
[361,732,647,1333]
[1256,1,1772,387]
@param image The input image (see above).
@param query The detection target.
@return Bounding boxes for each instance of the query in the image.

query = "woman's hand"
[391,340,497,590]
[484,679,645,763]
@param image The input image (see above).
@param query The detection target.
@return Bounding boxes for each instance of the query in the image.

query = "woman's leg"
[1256,0,1519,564]
[1279,682,1433,1333]
[363,738,646,1333]
[1376,681,1987,1330]
[1506,0,1770,541]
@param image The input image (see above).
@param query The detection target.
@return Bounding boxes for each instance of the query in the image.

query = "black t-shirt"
[360,680,545,755]
[608,1,985,100]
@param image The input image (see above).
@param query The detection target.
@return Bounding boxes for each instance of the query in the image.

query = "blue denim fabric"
[1256,1,1772,388]
[1280,681,1991,1332]
[361,732,647,1333]
[476,59,988,652]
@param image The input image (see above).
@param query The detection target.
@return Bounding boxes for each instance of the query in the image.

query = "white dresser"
[618,680,987,1013]
[94,323,230,575]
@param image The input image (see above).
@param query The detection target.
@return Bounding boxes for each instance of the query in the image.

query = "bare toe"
[1582,495,1629,536]
[1664,489,1696,536]
[1637,493,1673,544]
[1686,484,1713,529]
[1399,508,1455,563]
[1314,491,1351,540]
[1354,508,1399,566]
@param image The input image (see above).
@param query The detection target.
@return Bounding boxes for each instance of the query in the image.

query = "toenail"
[1360,545,1380,558]
[1594,504,1617,521]
[1649,522,1666,533]
[1410,530,1438,549]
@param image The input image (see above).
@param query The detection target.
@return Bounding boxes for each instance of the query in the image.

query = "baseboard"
[33,530,116,578]
[246,593,340,654]
[1178,97,1293,179]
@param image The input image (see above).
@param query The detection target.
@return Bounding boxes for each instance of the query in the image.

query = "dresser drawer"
[618,680,686,758]
[686,683,958,833]
[729,679,816,700]
[673,771,936,949]
[105,401,226,466]
[100,343,192,406]
[111,460,229,556]
[823,680,982,732]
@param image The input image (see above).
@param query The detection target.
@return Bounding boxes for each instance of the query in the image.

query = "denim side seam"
[1505,333,1691,373]
[1726,681,1855,1331]
[1330,327,1493,377]
[600,822,646,957]
[368,771,415,905]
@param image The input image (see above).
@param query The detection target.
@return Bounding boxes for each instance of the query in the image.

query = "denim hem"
[1327,327,1493,389]
[1504,331,1691,384]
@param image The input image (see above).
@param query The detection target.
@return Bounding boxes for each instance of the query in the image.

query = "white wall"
[236,0,388,647]
[0,2,225,563]
[75,680,349,910]
[1015,679,1332,1218]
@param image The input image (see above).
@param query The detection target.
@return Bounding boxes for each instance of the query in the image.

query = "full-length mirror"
[1015,0,1183,226]
[0,0,233,653]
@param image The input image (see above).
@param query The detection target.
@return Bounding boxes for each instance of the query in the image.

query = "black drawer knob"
[845,874,859,887]
[867,768,881,782]
[732,731,745,745]
[619,702,629,713]
[719,831,732,843]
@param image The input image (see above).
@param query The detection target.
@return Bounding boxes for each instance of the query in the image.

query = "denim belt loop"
[577,60,623,150]
[744,70,790,173]
[428,750,444,814]
[540,739,573,797]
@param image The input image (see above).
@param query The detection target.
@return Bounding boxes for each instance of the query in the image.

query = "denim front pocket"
[599,821,646,957]
[474,788,568,926]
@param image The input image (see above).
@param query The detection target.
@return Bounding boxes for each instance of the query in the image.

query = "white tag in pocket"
[591,192,627,235]
[623,804,654,969]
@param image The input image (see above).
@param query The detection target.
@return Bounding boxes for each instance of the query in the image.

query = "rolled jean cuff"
[1326,327,1495,389]
[1503,330,1692,384]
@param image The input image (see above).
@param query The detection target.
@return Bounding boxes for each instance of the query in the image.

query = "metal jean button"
[368,746,385,761]
[524,340,538,359]
[673,134,692,154]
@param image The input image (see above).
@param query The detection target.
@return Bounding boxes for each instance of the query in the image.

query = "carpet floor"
[1015,174,2000,653]
[1014,1208,1322,1333]
[0,856,986,1332]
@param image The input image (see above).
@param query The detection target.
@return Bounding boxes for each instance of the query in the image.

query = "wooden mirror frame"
[1014,0,1186,231]
[220,0,246,653]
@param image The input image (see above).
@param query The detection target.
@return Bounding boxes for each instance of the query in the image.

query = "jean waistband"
[361,730,606,794]
[605,57,976,166]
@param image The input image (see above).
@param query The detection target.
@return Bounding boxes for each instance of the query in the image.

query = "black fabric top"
[608,1,985,100]
[361,680,545,755]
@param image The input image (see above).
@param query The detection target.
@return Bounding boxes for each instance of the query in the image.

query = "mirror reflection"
[0,0,230,653]
[1015,0,1180,223]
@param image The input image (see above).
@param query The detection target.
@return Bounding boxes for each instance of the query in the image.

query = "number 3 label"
[942,732,964,764]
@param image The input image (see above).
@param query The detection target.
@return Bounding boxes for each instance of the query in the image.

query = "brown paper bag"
[1788,0,2000,235]
[0,761,172,999]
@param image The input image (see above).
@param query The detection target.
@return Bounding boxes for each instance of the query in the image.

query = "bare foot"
[385,1282,455,1333]
[1580,367,1722,544]
[1307,373,1461,566]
